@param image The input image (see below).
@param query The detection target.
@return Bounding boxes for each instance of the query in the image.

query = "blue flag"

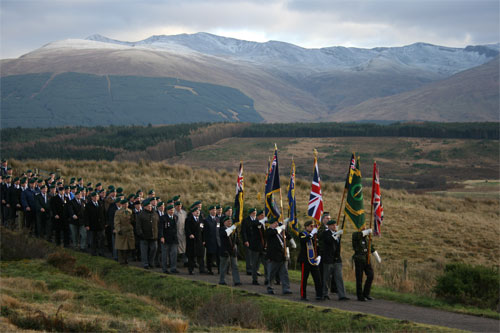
[265,144,281,219]
[288,160,299,235]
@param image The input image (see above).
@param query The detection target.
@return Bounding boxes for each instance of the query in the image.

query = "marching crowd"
[0,159,378,302]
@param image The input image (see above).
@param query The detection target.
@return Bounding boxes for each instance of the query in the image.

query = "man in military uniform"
[21,178,37,234]
[265,218,292,295]
[159,203,179,274]
[185,206,206,275]
[320,219,349,301]
[114,199,135,265]
[50,186,69,246]
[136,198,159,269]
[352,226,381,301]
[8,176,22,230]
[218,216,241,286]
[298,221,322,301]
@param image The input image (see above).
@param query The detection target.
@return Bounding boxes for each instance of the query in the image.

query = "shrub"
[196,293,264,329]
[47,252,76,273]
[433,263,499,310]
[0,227,54,261]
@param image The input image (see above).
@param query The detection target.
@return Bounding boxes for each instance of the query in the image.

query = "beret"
[223,206,231,213]
[157,201,164,207]
[327,219,337,225]
[142,198,152,206]
[221,216,231,223]
[175,201,182,206]
[120,199,128,204]
[257,209,264,216]
[208,205,216,210]
[248,208,256,214]
[304,221,314,227]
[166,204,174,210]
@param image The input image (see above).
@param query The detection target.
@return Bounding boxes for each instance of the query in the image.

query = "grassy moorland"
[7,159,500,302]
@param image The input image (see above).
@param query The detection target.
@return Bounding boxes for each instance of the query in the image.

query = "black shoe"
[171,270,180,274]
[246,272,252,276]
[234,282,242,286]
[144,266,150,270]
[218,282,227,285]
[264,279,269,285]
[323,295,330,300]
[252,281,259,285]
[283,291,293,295]
[163,271,170,274]
[364,296,373,300]
[315,296,323,301]
[267,289,275,295]
[189,271,194,275]
[207,271,214,275]
[339,297,350,301]
[275,280,280,285]
[184,263,189,267]
[300,297,309,301]
[357,297,366,301]
[257,272,262,276]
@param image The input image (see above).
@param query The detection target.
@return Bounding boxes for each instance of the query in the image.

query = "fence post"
[403,259,408,281]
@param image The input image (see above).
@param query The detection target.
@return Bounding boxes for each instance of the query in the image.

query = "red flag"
[371,162,384,236]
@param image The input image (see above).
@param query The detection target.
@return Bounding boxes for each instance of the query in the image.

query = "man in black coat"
[107,198,120,260]
[244,208,268,285]
[0,175,10,227]
[21,178,37,235]
[203,205,219,275]
[35,185,51,239]
[50,186,69,246]
[218,216,241,286]
[265,218,292,295]
[159,203,179,274]
[67,190,87,251]
[320,219,349,300]
[85,191,106,256]
[185,206,206,275]
[136,198,159,269]
[8,176,22,230]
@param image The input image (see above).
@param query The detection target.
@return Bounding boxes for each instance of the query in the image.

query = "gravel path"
[131,261,499,332]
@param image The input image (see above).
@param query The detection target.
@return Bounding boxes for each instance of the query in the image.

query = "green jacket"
[352,231,375,263]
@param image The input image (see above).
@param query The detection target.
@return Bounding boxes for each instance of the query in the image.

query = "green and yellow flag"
[344,156,365,231]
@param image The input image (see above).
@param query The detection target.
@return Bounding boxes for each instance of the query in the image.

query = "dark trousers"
[354,260,374,299]
[118,249,131,264]
[90,230,105,256]
[25,210,36,232]
[188,254,205,273]
[36,213,50,238]
[206,250,219,273]
[54,219,70,247]
[300,262,322,299]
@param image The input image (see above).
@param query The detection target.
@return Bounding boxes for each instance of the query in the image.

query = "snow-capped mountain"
[86,32,499,75]
[1,32,498,126]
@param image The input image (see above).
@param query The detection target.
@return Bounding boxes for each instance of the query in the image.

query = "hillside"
[1,34,499,126]
[0,73,263,128]
[329,57,500,122]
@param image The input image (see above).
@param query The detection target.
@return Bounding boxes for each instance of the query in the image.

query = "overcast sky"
[1,0,499,59]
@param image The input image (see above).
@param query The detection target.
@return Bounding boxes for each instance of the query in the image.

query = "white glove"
[373,251,382,263]
[316,255,321,265]
[362,228,372,237]
[259,217,267,225]
[333,229,343,238]
[289,238,297,249]
[310,227,318,236]
[286,247,290,260]
[284,218,290,224]
[225,225,236,236]
[277,224,285,233]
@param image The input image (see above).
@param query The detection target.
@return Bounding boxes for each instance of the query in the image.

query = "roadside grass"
[0,260,190,332]
[70,252,455,332]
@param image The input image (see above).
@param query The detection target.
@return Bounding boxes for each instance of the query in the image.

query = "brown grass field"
[9,146,500,297]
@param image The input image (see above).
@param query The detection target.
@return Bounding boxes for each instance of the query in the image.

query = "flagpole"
[367,161,375,265]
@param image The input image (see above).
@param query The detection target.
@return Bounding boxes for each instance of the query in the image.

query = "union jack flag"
[371,162,384,236]
[308,151,323,223]
[234,162,244,223]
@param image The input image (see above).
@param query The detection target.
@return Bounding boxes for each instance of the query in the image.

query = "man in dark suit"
[185,206,206,275]
[1,175,11,227]
[50,186,69,247]
[218,216,241,286]
[85,191,106,256]
[265,218,292,295]
[244,208,267,285]
[21,178,37,235]
[159,203,179,274]
[35,184,51,239]
[298,221,322,301]
[8,176,22,230]
[203,205,219,275]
